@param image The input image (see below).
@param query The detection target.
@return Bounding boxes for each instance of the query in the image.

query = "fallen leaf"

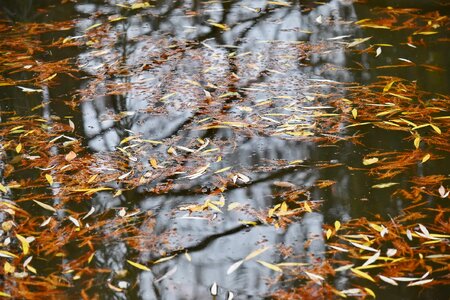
[363,157,378,165]
[127,260,150,271]
[45,174,54,185]
[227,259,244,275]
[257,260,282,272]
[33,200,56,212]
[351,268,376,282]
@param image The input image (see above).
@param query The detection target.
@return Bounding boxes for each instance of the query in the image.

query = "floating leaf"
[33,200,56,212]
[379,275,398,285]
[0,183,7,193]
[375,47,382,57]
[16,143,22,153]
[407,279,433,286]
[326,229,333,240]
[350,241,378,253]
[227,259,244,275]
[0,250,18,258]
[421,154,431,163]
[334,220,341,231]
[245,246,270,261]
[45,174,54,185]
[65,151,77,161]
[351,108,358,119]
[304,271,324,283]
[16,234,30,255]
[364,288,376,298]
[362,250,380,266]
[127,260,150,271]
[363,157,378,165]
[406,229,413,241]
[429,124,441,134]
[351,268,376,282]
[68,216,80,227]
[82,207,95,220]
[414,137,421,149]
[257,260,282,272]
[347,37,372,48]
[438,185,449,198]
[304,201,312,212]
[329,245,349,252]
[153,255,177,264]
[40,217,52,227]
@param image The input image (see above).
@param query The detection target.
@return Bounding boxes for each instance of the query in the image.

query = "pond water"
[0,0,449,299]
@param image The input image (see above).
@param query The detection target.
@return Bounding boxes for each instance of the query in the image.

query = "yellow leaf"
[209,22,229,31]
[326,228,333,240]
[244,246,270,261]
[26,265,37,274]
[334,220,341,231]
[207,202,222,213]
[383,80,396,93]
[430,124,441,134]
[42,73,57,82]
[257,260,282,272]
[414,137,421,149]
[87,174,98,183]
[45,174,54,185]
[127,260,150,271]
[422,154,431,163]
[4,262,14,274]
[33,200,56,212]
[0,291,11,298]
[363,157,378,165]
[351,108,357,119]
[16,234,30,255]
[280,201,288,212]
[372,182,399,189]
[85,23,102,31]
[16,143,22,153]
[131,2,151,9]
[369,223,383,232]
[0,250,18,258]
[88,252,95,263]
[150,158,158,168]
[351,268,376,282]
[415,31,438,35]
[364,288,376,298]
[214,167,232,174]
[304,201,312,212]
[153,255,176,264]
[0,183,7,193]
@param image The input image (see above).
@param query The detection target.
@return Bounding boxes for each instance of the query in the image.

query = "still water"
[0,0,449,299]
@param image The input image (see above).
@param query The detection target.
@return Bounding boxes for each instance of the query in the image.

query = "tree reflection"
[73,0,361,298]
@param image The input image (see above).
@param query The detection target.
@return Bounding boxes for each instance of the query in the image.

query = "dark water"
[0,0,449,299]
